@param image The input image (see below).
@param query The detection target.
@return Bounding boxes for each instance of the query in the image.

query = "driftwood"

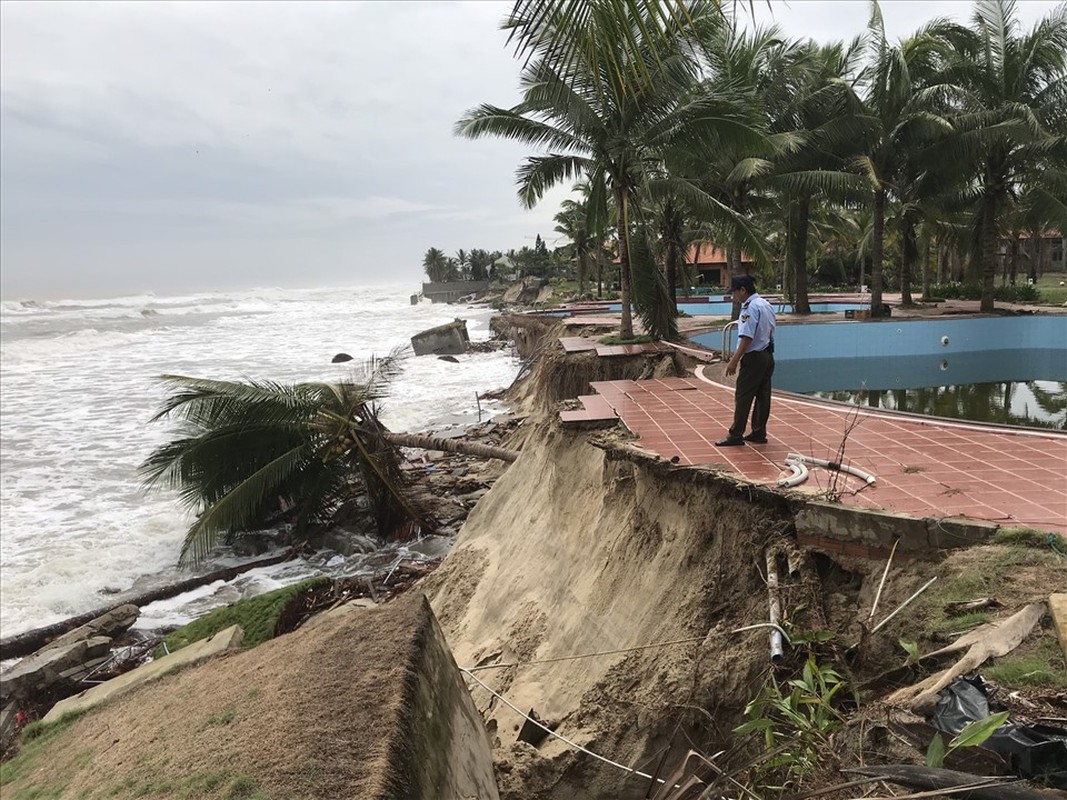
[887,602,1046,712]
[0,549,296,661]
[849,765,1063,800]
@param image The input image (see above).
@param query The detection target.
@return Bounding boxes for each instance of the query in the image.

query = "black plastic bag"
[931,675,1067,789]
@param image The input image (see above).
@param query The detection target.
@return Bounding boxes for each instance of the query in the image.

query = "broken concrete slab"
[42,625,244,723]
[795,502,999,558]
[411,319,471,356]
[0,703,18,752]
[0,636,112,703]
[44,604,139,653]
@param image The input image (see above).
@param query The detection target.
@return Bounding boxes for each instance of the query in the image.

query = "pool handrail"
[722,320,739,359]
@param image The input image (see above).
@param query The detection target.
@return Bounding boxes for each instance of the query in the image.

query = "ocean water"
[0,284,520,638]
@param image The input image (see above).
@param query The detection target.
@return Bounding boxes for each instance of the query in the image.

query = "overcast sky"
[0,1,1059,299]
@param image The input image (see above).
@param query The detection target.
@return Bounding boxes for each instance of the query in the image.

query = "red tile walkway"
[584,376,1067,537]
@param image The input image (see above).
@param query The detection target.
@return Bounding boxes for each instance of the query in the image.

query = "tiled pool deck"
[568,374,1067,537]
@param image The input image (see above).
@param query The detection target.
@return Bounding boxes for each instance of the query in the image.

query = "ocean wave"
[1,327,152,361]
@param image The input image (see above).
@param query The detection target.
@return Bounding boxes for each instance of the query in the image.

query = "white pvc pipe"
[786,452,876,486]
[766,550,784,662]
[778,459,809,487]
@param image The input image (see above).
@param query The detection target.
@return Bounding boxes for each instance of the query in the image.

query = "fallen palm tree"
[141,352,518,566]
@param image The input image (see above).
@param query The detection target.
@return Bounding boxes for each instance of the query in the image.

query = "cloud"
[0,0,1060,298]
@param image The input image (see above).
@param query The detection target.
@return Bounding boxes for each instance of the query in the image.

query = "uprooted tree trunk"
[381,432,519,463]
[0,549,297,662]
[850,765,1063,800]
[887,602,1045,712]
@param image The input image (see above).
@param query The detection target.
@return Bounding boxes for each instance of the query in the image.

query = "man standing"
[716,275,776,446]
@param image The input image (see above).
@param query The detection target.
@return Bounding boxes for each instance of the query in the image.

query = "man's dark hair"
[730,275,756,294]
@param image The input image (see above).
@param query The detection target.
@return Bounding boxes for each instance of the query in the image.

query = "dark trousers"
[729,349,775,439]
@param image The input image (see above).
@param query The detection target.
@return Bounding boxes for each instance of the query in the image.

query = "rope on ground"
[460,667,675,787]
[463,635,706,672]
[461,624,791,674]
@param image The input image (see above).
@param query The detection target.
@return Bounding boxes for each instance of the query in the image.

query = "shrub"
[927,283,1040,302]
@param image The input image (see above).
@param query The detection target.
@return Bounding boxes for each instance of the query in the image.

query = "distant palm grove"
[444,0,1066,340]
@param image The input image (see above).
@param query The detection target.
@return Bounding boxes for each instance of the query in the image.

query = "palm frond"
[177,446,315,566]
[516,154,591,208]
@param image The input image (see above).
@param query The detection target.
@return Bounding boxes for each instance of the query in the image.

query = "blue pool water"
[599,301,866,316]
[690,316,1067,429]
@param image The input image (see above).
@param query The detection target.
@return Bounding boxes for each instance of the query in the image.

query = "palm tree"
[422,247,449,282]
[853,9,953,316]
[935,0,1067,312]
[764,36,867,313]
[503,0,726,93]
[455,248,470,279]
[458,1,764,339]
[554,187,596,294]
[468,248,495,281]
[141,357,518,566]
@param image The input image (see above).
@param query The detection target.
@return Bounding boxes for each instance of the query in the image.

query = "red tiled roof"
[687,241,754,266]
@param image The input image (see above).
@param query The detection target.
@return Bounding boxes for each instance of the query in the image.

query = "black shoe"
[715,437,746,447]
[743,434,768,444]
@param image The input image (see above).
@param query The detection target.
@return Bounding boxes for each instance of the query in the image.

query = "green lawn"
[1035,273,1067,305]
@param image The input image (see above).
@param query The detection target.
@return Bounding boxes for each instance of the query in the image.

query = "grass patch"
[174,769,232,799]
[914,545,1059,639]
[226,775,264,799]
[1,711,90,788]
[927,610,991,635]
[994,527,1054,548]
[155,577,329,657]
[986,637,1067,690]
[937,547,1032,602]
[1035,274,1067,306]
[203,706,237,728]
[599,334,656,346]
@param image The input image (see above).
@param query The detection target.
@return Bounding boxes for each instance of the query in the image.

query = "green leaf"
[733,717,774,735]
[926,733,947,768]
[899,638,920,664]
[947,711,1011,752]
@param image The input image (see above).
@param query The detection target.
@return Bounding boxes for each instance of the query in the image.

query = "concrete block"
[43,625,244,723]
[411,319,471,356]
[925,516,999,550]
[796,502,929,553]
[1,636,112,703]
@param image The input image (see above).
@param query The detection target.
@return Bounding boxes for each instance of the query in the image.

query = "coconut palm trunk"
[381,432,518,463]
[901,216,918,306]
[870,186,887,315]
[789,197,812,314]
[616,185,636,339]
[979,190,999,312]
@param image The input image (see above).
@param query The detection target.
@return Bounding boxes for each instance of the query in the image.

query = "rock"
[0,636,112,703]
[332,353,354,363]
[438,355,460,363]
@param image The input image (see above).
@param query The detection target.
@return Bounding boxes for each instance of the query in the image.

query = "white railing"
[722,320,739,359]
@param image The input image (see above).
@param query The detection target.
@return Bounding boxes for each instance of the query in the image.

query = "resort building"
[687,241,756,287]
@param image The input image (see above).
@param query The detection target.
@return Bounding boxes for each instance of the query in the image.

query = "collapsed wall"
[426,422,799,800]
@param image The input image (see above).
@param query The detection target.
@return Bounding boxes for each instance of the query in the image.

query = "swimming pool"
[597,301,867,316]
[689,316,1067,428]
